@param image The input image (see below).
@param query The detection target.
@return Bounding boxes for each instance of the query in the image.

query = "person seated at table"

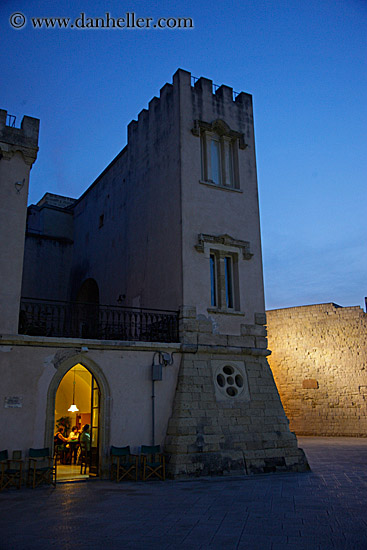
[80,424,91,451]
[69,426,79,441]
[68,426,80,464]
[54,426,68,463]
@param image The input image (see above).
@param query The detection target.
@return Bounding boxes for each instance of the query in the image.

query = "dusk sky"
[2,0,366,311]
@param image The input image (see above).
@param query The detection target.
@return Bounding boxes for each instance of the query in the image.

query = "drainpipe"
[151,353,163,446]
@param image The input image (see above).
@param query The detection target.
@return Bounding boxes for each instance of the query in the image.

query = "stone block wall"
[165,307,309,477]
[266,303,367,436]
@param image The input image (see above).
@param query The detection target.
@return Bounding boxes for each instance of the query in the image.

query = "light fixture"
[14,178,25,194]
[68,370,79,412]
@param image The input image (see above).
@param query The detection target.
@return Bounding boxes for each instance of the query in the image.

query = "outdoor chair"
[110,446,138,482]
[27,448,56,488]
[0,450,23,491]
[140,445,165,481]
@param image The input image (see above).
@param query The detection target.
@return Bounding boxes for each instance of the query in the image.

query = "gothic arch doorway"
[45,355,110,482]
[54,364,100,481]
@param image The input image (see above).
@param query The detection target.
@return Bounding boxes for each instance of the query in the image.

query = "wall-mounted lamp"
[117,294,126,304]
[14,179,25,194]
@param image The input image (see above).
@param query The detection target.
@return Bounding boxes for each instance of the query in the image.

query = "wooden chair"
[79,442,89,475]
[140,445,165,481]
[54,444,66,465]
[27,448,56,488]
[110,446,138,482]
[0,450,23,491]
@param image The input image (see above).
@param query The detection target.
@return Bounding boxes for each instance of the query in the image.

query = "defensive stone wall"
[267,303,367,436]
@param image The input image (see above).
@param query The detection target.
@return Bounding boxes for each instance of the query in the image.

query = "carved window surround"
[192,119,247,191]
[191,119,247,150]
[195,233,253,260]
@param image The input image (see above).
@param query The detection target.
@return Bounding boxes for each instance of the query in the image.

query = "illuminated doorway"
[54,364,100,482]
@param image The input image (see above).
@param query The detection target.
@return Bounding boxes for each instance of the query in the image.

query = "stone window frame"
[195,233,253,315]
[192,119,247,192]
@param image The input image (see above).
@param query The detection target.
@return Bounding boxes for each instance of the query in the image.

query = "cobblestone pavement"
[1,437,367,549]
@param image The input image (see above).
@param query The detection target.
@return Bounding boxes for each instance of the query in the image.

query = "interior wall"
[54,364,92,433]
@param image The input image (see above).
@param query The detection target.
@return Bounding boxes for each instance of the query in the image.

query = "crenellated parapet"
[126,69,254,148]
[0,109,39,166]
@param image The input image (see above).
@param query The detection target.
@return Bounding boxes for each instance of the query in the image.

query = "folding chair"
[110,446,138,482]
[0,450,23,491]
[27,448,56,488]
[140,445,165,481]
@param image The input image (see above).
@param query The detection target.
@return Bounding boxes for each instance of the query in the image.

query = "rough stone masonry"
[267,303,367,436]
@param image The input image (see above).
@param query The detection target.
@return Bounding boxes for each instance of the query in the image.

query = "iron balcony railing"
[19,298,179,343]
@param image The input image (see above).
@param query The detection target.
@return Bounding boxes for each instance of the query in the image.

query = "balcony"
[19,298,179,343]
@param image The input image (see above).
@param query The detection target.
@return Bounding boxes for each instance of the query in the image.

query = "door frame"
[44,353,111,477]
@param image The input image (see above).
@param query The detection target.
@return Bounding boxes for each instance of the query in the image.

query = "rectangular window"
[209,252,239,311]
[225,256,234,308]
[201,131,239,189]
[210,254,217,307]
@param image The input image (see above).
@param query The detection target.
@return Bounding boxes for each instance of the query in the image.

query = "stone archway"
[44,353,111,477]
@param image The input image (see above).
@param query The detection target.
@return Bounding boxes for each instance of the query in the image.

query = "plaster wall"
[0,153,30,333]
[267,303,367,436]
[70,77,183,310]
[0,337,181,474]
[0,110,39,334]
[177,70,265,334]
[21,235,73,301]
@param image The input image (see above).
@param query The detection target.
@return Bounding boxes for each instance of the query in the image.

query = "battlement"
[127,69,253,145]
[0,109,39,165]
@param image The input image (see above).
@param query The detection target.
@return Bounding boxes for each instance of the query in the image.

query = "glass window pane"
[210,255,217,307]
[93,389,99,407]
[92,408,99,428]
[201,135,206,180]
[211,139,221,185]
[225,141,234,187]
[91,427,98,446]
[225,257,234,308]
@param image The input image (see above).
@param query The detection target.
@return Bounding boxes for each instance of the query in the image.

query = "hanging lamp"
[68,370,79,412]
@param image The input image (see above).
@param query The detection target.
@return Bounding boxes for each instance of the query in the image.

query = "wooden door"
[89,376,100,476]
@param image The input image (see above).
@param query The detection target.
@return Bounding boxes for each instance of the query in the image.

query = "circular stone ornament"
[215,364,245,398]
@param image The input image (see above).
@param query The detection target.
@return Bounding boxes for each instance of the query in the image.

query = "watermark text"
[10,12,194,30]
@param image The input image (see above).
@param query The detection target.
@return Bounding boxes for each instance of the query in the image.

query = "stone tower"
[156,70,309,476]
[0,110,39,334]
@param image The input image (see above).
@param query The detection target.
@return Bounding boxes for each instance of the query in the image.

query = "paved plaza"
[1,437,367,549]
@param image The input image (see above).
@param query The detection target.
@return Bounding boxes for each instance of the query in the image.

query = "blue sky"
[2,0,366,310]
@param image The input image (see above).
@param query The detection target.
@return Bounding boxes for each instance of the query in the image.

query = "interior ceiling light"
[68,370,79,412]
